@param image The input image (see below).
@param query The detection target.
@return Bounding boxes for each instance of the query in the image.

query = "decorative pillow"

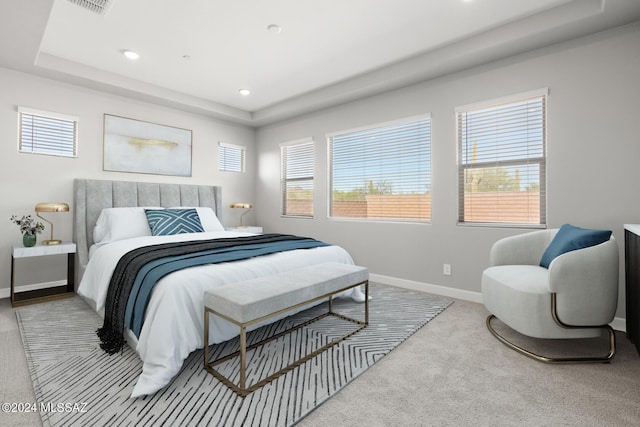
[539,224,612,268]
[93,207,161,244]
[168,206,224,232]
[145,208,205,236]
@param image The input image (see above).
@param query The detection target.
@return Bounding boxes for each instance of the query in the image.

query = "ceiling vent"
[66,0,114,16]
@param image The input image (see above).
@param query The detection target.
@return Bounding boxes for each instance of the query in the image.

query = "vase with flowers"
[10,214,45,247]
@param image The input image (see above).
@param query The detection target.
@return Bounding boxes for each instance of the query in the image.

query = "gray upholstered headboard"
[73,179,222,281]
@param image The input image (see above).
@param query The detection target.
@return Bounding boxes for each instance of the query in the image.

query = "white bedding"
[77,230,360,398]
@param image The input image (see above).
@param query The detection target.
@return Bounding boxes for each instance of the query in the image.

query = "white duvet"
[77,231,360,398]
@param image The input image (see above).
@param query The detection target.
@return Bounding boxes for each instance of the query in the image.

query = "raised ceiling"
[1,0,640,126]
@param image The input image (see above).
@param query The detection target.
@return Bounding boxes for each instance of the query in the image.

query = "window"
[219,142,245,172]
[281,138,314,217]
[18,107,78,157]
[457,89,547,226]
[328,115,431,222]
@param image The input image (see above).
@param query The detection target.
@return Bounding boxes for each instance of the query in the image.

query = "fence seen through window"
[457,90,547,226]
[328,116,431,222]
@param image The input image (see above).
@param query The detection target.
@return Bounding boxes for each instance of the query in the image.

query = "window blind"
[219,142,245,172]
[281,139,314,217]
[457,90,547,226]
[19,108,78,157]
[328,116,431,222]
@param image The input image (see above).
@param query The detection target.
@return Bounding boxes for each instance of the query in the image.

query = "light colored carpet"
[11,285,451,426]
[301,299,640,427]
[2,288,640,427]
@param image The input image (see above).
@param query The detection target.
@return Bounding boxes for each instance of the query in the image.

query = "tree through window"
[457,90,547,226]
[328,116,431,222]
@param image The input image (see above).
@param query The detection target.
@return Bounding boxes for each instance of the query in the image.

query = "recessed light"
[123,49,139,60]
[238,89,251,96]
[267,24,282,34]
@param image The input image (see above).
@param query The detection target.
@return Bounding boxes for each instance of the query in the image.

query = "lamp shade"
[35,202,69,213]
[230,203,252,209]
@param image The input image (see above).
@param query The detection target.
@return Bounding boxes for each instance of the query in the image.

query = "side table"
[225,226,263,234]
[11,242,76,307]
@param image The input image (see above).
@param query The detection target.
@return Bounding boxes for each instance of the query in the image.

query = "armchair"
[482,227,619,363]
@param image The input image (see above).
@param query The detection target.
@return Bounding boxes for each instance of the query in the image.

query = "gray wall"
[2,20,639,323]
[0,68,256,293]
[255,23,640,320]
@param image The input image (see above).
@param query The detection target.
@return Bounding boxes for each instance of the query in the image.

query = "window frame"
[327,114,432,223]
[280,137,315,218]
[456,89,548,228]
[218,141,246,173]
[18,106,78,158]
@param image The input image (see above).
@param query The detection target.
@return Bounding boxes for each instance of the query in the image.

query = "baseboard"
[0,280,67,300]
[610,317,626,333]
[369,273,627,333]
[370,273,484,304]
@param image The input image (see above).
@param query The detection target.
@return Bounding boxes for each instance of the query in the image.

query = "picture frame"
[103,114,192,177]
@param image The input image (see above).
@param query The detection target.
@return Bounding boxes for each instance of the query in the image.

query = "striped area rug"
[16,284,452,427]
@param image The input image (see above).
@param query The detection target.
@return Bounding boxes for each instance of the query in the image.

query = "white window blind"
[18,107,78,157]
[219,142,245,172]
[457,90,547,226]
[281,138,314,217]
[328,116,431,222]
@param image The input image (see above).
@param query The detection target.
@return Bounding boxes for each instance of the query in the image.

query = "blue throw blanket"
[97,234,330,354]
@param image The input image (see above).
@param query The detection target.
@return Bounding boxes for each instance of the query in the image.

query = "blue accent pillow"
[145,209,204,236]
[539,224,612,268]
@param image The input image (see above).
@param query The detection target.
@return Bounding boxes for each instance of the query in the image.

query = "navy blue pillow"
[145,209,204,236]
[539,224,612,268]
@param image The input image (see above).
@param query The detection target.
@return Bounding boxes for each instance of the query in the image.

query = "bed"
[73,179,361,398]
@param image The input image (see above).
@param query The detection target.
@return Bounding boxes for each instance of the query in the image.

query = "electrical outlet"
[443,263,451,276]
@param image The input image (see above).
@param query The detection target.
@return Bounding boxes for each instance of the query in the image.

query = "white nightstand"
[225,226,263,234]
[11,242,76,307]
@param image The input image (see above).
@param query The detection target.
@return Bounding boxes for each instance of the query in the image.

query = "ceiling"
[1,0,640,127]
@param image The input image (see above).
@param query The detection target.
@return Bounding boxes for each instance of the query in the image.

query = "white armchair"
[481,228,619,363]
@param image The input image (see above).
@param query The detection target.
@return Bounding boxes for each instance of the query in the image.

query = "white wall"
[0,68,256,293]
[256,23,640,319]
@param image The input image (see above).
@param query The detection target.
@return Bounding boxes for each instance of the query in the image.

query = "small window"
[18,107,78,157]
[328,116,432,222]
[281,138,314,217]
[456,89,547,226]
[219,142,246,173]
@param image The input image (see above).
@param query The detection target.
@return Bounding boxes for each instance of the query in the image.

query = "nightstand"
[225,226,263,234]
[11,242,76,307]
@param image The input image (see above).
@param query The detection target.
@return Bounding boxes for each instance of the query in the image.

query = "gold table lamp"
[230,203,252,227]
[35,202,69,245]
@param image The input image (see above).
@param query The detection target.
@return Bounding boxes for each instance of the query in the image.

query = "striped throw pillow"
[145,209,204,236]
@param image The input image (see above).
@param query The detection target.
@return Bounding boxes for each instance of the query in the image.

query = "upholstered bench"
[204,262,369,396]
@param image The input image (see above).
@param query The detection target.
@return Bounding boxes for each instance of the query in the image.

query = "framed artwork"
[103,114,192,177]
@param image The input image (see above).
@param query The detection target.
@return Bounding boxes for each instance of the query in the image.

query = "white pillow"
[93,207,162,244]
[168,207,224,232]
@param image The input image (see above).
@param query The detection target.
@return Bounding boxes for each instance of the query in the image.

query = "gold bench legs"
[204,280,369,397]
